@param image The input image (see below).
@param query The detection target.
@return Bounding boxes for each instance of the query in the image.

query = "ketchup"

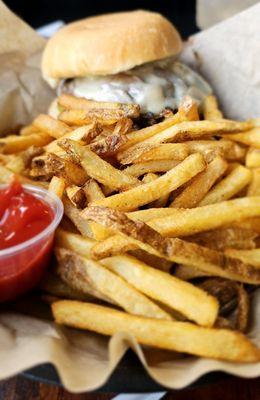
[0,180,53,250]
[0,181,55,302]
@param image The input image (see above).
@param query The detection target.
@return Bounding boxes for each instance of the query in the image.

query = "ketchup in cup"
[0,181,63,302]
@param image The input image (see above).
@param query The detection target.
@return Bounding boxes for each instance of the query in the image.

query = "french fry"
[199,165,252,205]
[63,198,93,238]
[113,118,133,135]
[52,301,260,362]
[174,264,211,280]
[247,168,260,196]
[124,160,179,177]
[33,114,71,139]
[224,249,260,268]
[31,153,88,186]
[40,271,94,301]
[90,133,127,156]
[56,248,172,320]
[101,254,218,326]
[223,128,260,149]
[20,125,40,136]
[83,179,105,203]
[59,109,119,126]
[66,185,86,208]
[146,198,260,237]
[0,164,47,187]
[5,156,26,174]
[188,228,258,250]
[202,95,223,120]
[92,153,205,211]
[119,143,189,165]
[119,120,253,161]
[0,133,52,154]
[232,217,260,234]
[48,176,65,198]
[119,97,197,151]
[246,148,260,168]
[185,140,246,161]
[59,139,139,190]
[58,93,140,118]
[170,155,228,208]
[83,206,260,284]
[129,249,173,273]
[55,228,95,258]
[142,173,169,207]
[45,124,101,155]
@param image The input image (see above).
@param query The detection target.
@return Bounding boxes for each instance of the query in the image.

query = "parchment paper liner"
[0,1,259,392]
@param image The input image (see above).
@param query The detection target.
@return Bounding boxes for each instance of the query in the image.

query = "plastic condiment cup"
[0,184,64,302]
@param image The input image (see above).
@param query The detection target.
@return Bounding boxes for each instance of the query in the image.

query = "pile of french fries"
[1,93,260,362]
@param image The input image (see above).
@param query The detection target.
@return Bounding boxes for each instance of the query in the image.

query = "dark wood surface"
[0,376,259,400]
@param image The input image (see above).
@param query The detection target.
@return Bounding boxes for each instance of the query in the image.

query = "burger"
[42,10,211,122]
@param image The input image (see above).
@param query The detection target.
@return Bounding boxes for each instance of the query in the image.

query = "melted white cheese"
[60,60,212,114]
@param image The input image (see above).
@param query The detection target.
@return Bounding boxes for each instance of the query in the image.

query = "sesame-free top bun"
[42,10,182,82]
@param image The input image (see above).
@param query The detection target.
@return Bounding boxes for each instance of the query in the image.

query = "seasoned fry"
[48,176,65,198]
[45,124,101,155]
[56,248,172,320]
[119,143,189,165]
[147,198,260,237]
[90,133,127,156]
[202,95,223,120]
[188,228,258,250]
[83,179,105,203]
[223,128,260,149]
[247,168,260,196]
[31,153,88,186]
[170,155,228,208]
[224,249,260,268]
[174,264,211,280]
[83,206,260,284]
[113,118,133,135]
[55,228,94,258]
[63,198,92,238]
[101,254,218,326]
[40,271,94,301]
[124,160,179,177]
[58,93,140,118]
[119,97,198,151]
[199,165,252,205]
[0,133,52,154]
[185,140,246,161]
[66,185,86,208]
[92,153,205,211]
[120,120,253,161]
[142,173,169,208]
[52,301,260,362]
[246,148,260,168]
[20,125,40,136]
[59,109,119,126]
[59,139,139,190]
[33,114,71,139]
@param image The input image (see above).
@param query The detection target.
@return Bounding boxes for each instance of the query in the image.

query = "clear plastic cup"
[0,184,63,302]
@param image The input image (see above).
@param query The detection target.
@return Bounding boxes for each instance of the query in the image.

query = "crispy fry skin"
[0,133,52,154]
[170,156,228,208]
[92,153,205,211]
[202,95,223,120]
[82,206,260,284]
[59,139,139,190]
[52,301,260,362]
[55,248,172,320]
[58,93,140,118]
[100,254,219,327]
[33,114,72,138]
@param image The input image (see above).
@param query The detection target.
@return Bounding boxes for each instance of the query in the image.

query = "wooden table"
[0,376,259,399]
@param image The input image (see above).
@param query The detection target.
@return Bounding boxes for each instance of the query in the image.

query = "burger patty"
[58,59,212,115]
